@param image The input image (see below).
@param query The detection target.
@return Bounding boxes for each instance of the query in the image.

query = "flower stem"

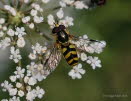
[52,6,61,10]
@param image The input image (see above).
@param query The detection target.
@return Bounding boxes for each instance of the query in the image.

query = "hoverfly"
[43,24,102,72]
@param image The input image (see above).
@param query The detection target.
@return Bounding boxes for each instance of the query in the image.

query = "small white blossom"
[0,31,4,37]
[56,8,64,19]
[9,47,22,63]
[34,16,44,23]
[59,16,74,27]
[83,35,88,39]
[2,26,7,31]
[26,86,31,91]
[24,76,30,84]
[32,43,46,54]
[9,88,17,96]
[29,53,37,60]
[29,23,35,29]
[9,96,20,101]
[47,14,55,27]
[24,0,29,3]
[9,76,17,82]
[7,29,15,36]
[1,80,13,92]
[30,9,38,16]
[22,16,31,23]
[10,8,17,16]
[28,77,37,86]
[35,86,45,99]
[89,41,106,54]
[15,27,26,37]
[87,56,102,69]
[33,4,40,10]
[59,1,66,7]
[74,1,88,9]
[80,52,87,61]
[0,18,5,24]
[63,0,74,5]
[4,5,11,10]
[26,90,36,101]
[17,37,26,48]
[68,64,85,79]
[27,62,47,81]
[18,90,25,97]
[4,5,16,16]
[42,0,50,3]
[0,37,11,49]
[85,45,95,53]
[14,66,25,78]
[16,82,22,88]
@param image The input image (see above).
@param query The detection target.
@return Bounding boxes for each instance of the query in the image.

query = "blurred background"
[0,0,131,101]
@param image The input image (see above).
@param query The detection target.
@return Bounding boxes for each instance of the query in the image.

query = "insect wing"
[44,46,62,72]
[70,35,106,54]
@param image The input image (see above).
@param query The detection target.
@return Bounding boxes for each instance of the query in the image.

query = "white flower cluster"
[0,27,26,50]
[68,35,106,79]
[59,0,88,9]
[4,5,17,16]
[47,14,74,28]
[26,62,50,83]
[27,43,50,85]
[0,27,26,63]
[68,63,86,79]
[1,66,45,101]
[29,43,47,60]
[80,52,102,69]
[47,0,88,28]
[2,2,45,31]
[0,37,11,49]
[1,43,48,100]
[9,47,22,63]
[22,3,44,29]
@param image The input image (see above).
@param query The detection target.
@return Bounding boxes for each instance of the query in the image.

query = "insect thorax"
[57,30,69,44]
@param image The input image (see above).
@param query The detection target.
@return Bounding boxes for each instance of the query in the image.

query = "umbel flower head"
[0,0,106,101]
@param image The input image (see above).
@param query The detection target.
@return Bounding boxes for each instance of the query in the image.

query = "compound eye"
[59,25,66,30]
[52,27,60,34]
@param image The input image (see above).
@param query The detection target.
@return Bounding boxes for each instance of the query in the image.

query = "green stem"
[34,24,52,41]
[41,33,52,41]
[13,40,27,94]
[52,6,61,10]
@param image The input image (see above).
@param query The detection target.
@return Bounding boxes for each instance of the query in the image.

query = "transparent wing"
[43,45,62,72]
[69,35,106,54]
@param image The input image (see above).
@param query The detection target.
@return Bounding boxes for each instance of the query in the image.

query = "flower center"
[9,11,24,25]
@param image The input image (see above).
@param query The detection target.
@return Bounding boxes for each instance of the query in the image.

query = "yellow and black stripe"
[61,43,79,66]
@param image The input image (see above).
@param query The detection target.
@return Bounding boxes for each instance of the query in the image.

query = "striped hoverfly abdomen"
[61,43,78,66]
